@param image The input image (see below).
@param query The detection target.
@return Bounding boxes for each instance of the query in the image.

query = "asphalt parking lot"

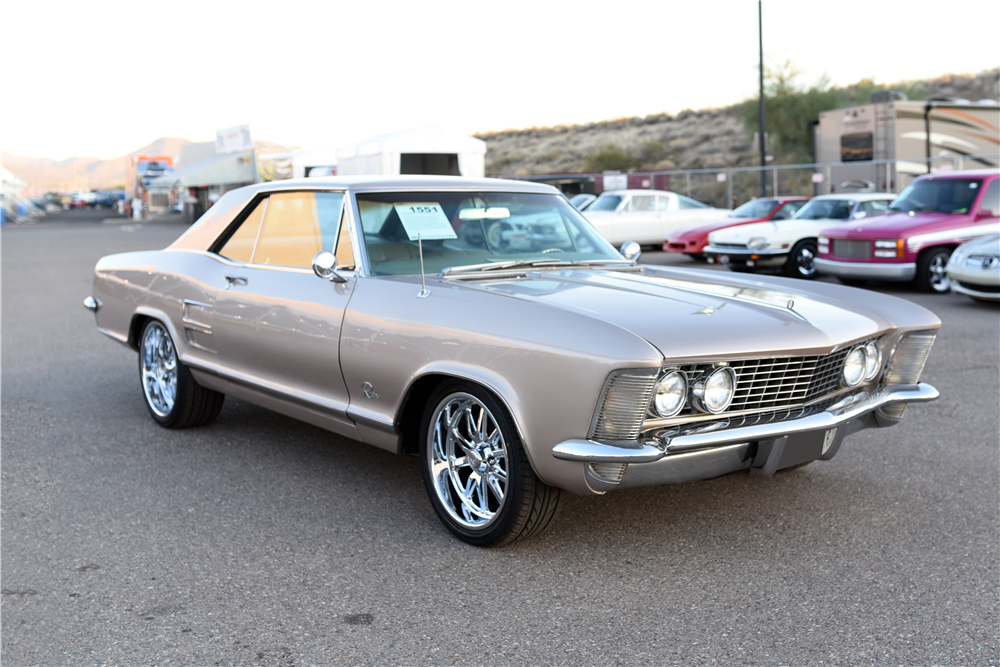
[2,211,998,666]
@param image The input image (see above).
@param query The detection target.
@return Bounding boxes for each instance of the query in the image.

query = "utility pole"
[758,0,767,197]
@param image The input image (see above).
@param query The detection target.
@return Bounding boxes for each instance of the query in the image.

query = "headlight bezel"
[747,237,770,251]
[863,340,883,381]
[692,366,737,414]
[842,347,867,387]
[650,369,688,418]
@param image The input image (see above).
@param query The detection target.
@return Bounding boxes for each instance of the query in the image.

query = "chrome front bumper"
[815,258,916,281]
[552,382,939,491]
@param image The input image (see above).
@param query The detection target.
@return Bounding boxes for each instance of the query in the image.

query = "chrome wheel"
[141,322,177,417]
[427,392,509,530]
[928,253,950,292]
[788,241,817,278]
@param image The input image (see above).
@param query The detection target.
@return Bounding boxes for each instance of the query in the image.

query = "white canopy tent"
[336,127,486,178]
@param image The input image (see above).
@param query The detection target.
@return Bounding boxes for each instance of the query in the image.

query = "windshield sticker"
[394,203,457,241]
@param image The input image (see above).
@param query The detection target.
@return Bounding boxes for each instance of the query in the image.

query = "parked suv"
[815,170,1000,292]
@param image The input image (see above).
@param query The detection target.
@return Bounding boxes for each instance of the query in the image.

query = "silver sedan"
[86,176,941,546]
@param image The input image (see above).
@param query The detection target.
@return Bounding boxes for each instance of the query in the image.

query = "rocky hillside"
[479,69,1000,177]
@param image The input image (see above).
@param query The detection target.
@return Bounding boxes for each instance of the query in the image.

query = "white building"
[336,127,486,178]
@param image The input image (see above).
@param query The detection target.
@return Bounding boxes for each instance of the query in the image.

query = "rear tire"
[420,380,562,546]
[914,247,952,293]
[783,240,818,279]
[139,320,224,428]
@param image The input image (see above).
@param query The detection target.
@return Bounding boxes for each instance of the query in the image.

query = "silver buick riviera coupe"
[86,177,941,546]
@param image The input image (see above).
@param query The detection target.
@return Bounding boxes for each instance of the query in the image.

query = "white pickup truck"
[582,189,730,247]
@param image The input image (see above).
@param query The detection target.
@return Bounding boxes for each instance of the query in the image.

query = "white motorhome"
[813,98,999,194]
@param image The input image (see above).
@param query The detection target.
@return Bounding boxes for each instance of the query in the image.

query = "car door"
[211,190,358,430]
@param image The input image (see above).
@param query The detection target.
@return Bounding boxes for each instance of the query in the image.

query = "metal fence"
[513,154,1000,210]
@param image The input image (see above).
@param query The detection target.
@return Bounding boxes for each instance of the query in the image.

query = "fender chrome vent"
[590,370,657,441]
[588,462,628,482]
[885,332,936,385]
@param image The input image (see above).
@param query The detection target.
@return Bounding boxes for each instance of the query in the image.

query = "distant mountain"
[2,137,292,192]
[2,137,193,191]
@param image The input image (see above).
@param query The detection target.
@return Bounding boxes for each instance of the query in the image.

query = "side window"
[770,204,791,220]
[782,201,806,218]
[655,196,672,211]
[979,180,1000,217]
[218,198,267,263]
[334,208,356,269]
[631,195,655,212]
[252,192,345,268]
[863,200,889,216]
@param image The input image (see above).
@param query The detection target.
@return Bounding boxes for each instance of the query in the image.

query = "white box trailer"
[814,100,999,194]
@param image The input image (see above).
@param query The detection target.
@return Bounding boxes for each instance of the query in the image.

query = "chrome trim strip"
[552,439,665,464]
[815,258,916,281]
[97,327,129,345]
[183,356,351,419]
[704,245,789,257]
[248,197,269,264]
[552,382,939,463]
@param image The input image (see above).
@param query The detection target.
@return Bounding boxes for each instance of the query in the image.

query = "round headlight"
[843,347,866,387]
[747,237,769,251]
[653,370,687,418]
[693,366,737,414]
[863,340,882,381]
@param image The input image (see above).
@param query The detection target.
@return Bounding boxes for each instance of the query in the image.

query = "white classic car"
[946,233,1000,301]
[705,193,894,278]
[583,189,730,246]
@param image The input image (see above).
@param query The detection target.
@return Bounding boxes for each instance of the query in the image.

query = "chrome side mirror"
[620,241,642,262]
[312,251,347,283]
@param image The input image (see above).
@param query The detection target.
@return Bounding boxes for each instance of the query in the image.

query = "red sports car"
[664,196,810,258]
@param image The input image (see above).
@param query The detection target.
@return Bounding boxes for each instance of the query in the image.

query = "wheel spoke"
[486,472,505,503]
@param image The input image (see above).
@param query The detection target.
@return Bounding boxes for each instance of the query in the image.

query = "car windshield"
[793,199,854,220]
[587,194,623,211]
[356,191,623,276]
[677,195,711,210]
[729,199,778,218]
[889,178,984,214]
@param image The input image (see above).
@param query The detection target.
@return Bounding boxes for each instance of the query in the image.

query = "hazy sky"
[5,0,998,161]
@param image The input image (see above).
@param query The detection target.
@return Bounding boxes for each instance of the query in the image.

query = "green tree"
[584,143,636,172]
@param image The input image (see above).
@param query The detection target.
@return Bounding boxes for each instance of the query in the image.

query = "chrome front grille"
[712,242,749,250]
[729,348,852,410]
[833,239,871,259]
[666,343,867,419]
[591,370,657,441]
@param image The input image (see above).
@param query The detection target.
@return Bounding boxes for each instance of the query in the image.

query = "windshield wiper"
[442,258,634,276]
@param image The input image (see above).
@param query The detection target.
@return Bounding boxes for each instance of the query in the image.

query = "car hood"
[830,210,965,237]
[954,232,1000,255]
[445,266,920,360]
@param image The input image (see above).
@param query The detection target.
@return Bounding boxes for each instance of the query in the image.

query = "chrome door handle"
[225,275,248,288]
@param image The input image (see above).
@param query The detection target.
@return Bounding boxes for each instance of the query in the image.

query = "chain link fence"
[516,154,999,209]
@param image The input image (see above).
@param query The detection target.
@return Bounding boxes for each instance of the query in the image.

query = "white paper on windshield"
[394,203,457,241]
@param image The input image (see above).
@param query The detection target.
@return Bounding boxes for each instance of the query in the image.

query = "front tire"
[915,247,952,293]
[420,381,562,546]
[784,240,818,279]
[139,320,224,428]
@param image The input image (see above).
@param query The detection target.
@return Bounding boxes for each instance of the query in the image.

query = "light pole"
[758,0,767,197]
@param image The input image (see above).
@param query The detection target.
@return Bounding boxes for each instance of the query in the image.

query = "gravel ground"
[2,211,997,666]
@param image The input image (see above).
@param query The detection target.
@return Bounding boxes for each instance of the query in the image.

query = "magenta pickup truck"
[815,170,1000,292]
